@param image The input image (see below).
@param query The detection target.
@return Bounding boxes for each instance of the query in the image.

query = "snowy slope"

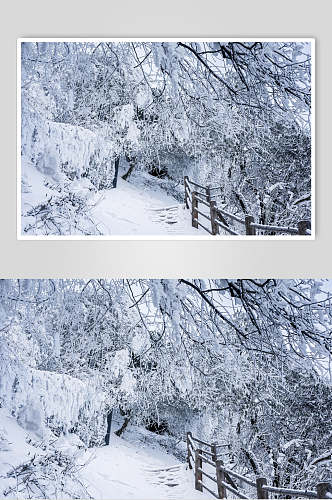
[0,408,38,478]
[0,407,91,498]
[0,410,211,499]
[21,164,206,236]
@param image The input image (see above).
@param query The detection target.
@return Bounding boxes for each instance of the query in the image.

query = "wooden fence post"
[187,431,193,469]
[210,201,219,235]
[256,476,268,499]
[215,460,227,499]
[316,481,332,498]
[192,192,198,229]
[206,186,211,203]
[184,176,189,209]
[195,449,203,492]
[211,441,217,463]
[298,219,311,235]
[245,215,256,235]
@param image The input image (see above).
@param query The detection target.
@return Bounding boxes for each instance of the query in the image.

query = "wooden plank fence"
[186,432,332,499]
[184,176,311,236]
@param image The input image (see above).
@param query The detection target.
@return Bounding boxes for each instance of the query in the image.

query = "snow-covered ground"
[21,163,205,236]
[0,409,211,499]
[82,429,209,500]
[90,177,204,236]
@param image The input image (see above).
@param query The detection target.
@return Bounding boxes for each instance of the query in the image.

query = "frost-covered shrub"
[2,448,91,499]
[213,366,332,491]
[0,343,107,446]
[21,111,116,190]
[23,190,100,236]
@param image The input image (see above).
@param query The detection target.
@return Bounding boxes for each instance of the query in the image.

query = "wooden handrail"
[262,484,317,497]
[199,468,218,484]
[184,176,311,236]
[217,207,246,225]
[200,481,220,498]
[197,221,213,234]
[219,465,257,488]
[221,481,249,499]
[200,454,217,467]
[186,178,206,190]
[187,432,331,499]
[251,222,298,234]
[200,448,215,458]
[196,198,210,208]
[216,219,239,236]
[196,209,211,222]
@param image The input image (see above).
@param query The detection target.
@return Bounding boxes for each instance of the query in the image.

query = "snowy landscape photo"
[1,279,332,499]
[18,39,313,238]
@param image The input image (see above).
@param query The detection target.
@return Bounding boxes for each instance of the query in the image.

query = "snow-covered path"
[90,178,205,236]
[0,409,210,500]
[21,163,207,236]
[82,434,210,499]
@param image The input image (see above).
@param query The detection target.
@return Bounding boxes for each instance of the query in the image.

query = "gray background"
[1,0,330,278]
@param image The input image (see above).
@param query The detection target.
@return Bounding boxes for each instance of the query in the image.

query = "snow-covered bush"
[23,189,101,236]
[21,115,116,190]
[0,341,107,446]
[2,448,91,499]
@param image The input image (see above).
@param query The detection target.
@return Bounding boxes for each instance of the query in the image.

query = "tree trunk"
[112,157,120,188]
[122,154,136,181]
[105,409,113,445]
[115,416,131,437]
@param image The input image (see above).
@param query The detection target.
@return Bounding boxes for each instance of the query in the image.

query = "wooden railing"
[184,176,311,236]
[186,432,332,499]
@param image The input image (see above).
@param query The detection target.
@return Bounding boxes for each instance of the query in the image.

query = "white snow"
[21,162,206,236]
[0,409,211,500]
[89,178,205,236]
[0,408,41,491]
[0,408,90,498]
[82,434,209,500]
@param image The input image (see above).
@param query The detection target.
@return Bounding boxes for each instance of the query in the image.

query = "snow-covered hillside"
[0,407,91,499]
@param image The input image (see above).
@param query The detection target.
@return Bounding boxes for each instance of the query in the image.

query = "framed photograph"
[1,279,331,499]
[17,39,314,239]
